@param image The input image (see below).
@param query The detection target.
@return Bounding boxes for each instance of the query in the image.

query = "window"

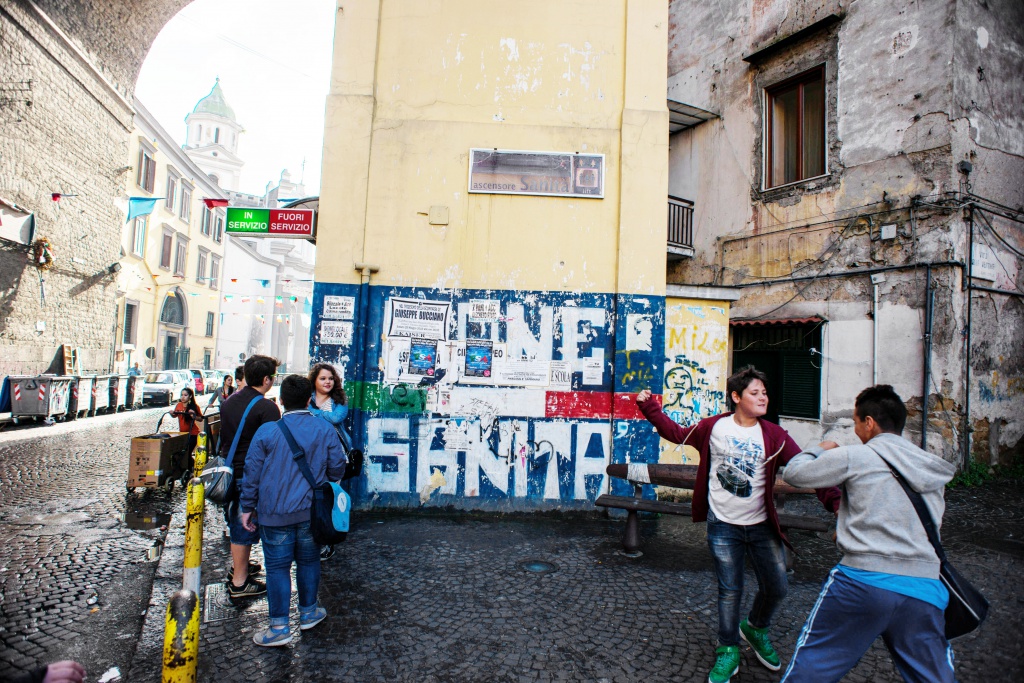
[209,255,220,288]
[196,124,202,141]
[179,184,192,223]
[165,173,178,211]
[205,312,215,337]
[196,249,208,283]
[123,302,138,345]
[200,206,213,236]
[213,212,224,243]
[214,128,220,144]
[131,216,147,257]
[765,66,825,189]
[159,228,174,270]
[173,236,188,276]
[137,144,156,192]
[203,349,212,369]
[732,320,823,420]
[160,292,185,326]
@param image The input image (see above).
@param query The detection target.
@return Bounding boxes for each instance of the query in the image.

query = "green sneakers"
[708,645,740,683]
[739,619,782,671]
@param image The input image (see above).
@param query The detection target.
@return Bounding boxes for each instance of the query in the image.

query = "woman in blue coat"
[307,362,362,560]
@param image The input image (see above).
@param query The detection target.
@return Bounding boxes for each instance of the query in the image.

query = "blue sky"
[135,0,335,195]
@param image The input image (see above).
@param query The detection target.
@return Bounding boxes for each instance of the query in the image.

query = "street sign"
[225,207,316,239]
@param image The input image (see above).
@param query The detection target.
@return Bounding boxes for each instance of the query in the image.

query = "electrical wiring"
[975,209,1024,260]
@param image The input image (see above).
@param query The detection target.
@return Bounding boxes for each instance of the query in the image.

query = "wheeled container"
[108,374,129,412]
[90,375,112,415]
[125,375,145,410]
[126,411,195,493]
[9,375,73,423]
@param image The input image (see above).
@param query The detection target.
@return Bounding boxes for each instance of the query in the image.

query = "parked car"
[187,369,206,394]
[142,371,190,406]
[202,370,220,394]
[176,370,198,394]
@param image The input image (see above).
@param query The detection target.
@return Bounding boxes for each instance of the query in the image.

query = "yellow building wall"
[317,0,668,295]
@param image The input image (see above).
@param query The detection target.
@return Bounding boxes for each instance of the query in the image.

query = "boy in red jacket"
[637,366,840,683]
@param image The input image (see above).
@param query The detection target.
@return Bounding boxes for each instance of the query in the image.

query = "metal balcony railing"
[667,195,694,257]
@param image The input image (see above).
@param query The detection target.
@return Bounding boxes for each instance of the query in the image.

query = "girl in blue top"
[307,362,361,561]
[307,363,351,451]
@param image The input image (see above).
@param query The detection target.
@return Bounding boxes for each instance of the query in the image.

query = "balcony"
[667,195,694,259]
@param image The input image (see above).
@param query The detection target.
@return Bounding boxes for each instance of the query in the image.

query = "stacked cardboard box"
[128,432,188,487]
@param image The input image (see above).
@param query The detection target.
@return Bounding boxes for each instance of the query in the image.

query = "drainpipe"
[963,205,975,467]
[352,263,379,449]
[921,265,934,451]
[870,273,883,385]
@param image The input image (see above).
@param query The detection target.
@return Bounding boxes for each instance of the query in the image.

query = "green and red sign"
[225,207,315,239]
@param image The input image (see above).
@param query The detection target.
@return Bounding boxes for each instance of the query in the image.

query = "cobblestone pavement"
[128,481,1023,683]
[2,407,1021,682]
[0,407,177,681]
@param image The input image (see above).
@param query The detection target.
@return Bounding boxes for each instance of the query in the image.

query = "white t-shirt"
[707,415,769,525]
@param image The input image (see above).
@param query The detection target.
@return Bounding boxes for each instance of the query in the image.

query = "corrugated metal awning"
[667,99,717,134]
[730,316,826,327]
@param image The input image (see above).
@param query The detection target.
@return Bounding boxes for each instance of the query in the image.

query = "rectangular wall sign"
[468,149,604,199]
[225,207,316,239]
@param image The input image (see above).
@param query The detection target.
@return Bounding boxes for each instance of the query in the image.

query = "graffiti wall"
[656,298,730,465]
[310,283,667,510]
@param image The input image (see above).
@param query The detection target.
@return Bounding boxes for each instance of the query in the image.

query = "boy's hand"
[636,389,652,403]
[818,440,840,450]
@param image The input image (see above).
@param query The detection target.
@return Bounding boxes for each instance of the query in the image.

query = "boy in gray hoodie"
[780,385,957,683]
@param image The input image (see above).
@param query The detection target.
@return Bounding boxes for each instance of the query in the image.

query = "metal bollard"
[162,589,199,682]
[193,433,208,478]
[182,477,204,596]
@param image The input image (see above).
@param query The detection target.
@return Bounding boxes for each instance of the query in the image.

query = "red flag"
[51,193,61,202]
[203,198,229,209]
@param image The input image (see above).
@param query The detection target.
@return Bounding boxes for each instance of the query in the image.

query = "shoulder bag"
[201,395,261,504]
[871,447,989,639]
[277,418,349,545]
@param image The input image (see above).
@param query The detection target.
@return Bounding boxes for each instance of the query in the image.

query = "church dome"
[192,79,236,121]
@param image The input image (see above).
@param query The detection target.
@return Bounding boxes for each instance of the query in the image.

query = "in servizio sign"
[225,207,316,239]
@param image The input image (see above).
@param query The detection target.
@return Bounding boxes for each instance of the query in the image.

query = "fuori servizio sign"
[225,207,316,239]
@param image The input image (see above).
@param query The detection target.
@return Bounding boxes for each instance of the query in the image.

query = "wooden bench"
[595,463,831,560]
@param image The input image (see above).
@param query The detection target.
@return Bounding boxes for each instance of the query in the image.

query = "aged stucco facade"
[666,0,1024,465]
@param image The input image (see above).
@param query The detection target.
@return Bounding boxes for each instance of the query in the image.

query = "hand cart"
[126,411,197,493]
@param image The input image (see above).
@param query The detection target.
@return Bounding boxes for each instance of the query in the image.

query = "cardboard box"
[128,432,188,487]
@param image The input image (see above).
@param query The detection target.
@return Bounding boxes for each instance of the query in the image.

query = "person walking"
[240,375,347,646]
[307,362,362,561]
[218,355,281,599]
[207,373,235,409]
[636,366,840,683]
[780,385,957,683]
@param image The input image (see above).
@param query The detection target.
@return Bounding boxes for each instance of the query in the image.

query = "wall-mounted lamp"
[107,262,122,274]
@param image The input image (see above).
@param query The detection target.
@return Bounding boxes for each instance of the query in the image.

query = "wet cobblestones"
[0,409,174,680]
[2,410,1022,682]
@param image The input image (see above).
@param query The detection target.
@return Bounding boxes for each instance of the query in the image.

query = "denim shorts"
[224,491,260,546]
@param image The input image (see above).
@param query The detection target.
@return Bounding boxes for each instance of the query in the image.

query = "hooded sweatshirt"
[783,432,956,579]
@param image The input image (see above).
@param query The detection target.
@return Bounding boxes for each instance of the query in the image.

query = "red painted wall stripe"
[544,391,645,420]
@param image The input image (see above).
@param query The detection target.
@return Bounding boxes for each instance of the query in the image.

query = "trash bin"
[91,375,112,415]
[69,375,94,419]
[126,375,145,410]
[9,375,73,422]
[109,374,129,412]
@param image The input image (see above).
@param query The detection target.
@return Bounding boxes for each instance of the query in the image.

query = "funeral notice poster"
[387,297,451,340]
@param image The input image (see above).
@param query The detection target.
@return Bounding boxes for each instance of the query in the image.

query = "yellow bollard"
[193,433,207,478]
[162,589,199,682]
[182,477,204,596]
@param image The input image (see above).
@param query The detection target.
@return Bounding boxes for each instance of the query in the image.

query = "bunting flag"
[127,197,161,223]
[203,198,229,209]
[51,193,77,201]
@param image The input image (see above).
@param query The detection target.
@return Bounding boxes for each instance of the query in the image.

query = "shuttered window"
[732,321,823,421]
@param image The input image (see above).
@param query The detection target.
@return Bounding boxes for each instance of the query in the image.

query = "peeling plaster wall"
[666,0,1024,465]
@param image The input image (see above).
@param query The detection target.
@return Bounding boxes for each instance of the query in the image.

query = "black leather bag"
[872,448,989,639]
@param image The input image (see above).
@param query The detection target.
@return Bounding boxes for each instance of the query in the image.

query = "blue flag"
[126,197,160,223]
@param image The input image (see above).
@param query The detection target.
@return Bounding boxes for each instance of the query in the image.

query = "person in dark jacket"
[219,355,281,599]
[637,366,841,683]
[241,375,346,647]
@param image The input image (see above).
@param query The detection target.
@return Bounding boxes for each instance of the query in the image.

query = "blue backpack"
[277,418,350,545]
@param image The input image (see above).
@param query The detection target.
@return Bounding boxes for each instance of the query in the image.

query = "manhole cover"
[203,582,297,623]
[518,559,558,574]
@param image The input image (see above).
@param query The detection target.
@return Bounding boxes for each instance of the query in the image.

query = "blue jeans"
[782,568,954,683]
[260,521,321,628]
[706,509,789,646]
[224,484,260,546]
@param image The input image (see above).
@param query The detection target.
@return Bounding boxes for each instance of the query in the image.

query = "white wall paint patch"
[891,26,918,58]
[976,27,989,49]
